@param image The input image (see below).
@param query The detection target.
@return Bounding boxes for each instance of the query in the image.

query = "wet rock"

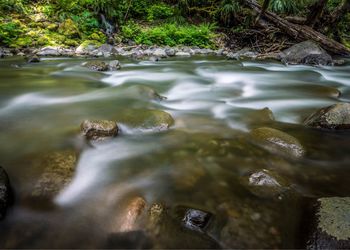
[175,51,191,57]
[165,48,176,57]
[279,40,333,66]
[227,48,258,60]
[31,150,77,198]
[146,203,220,249]
[27,54,40,63]
[306,197,350,249]
[183,208,212,231]
[119,197,146,232]
[304,103,350,130]
[37,46,61,56]
[118,109,174,132]
[250,127,305,158]
[244,169,289,199]
[149,56,160,62]
[80,120,118,140]
[83,61,109,71]
[0,166,11,219]
[152,49,167,58]
[108,60,121,71]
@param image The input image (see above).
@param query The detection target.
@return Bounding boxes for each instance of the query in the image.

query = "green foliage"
[146,3,174,21]
[121,22,216,48]
[70,11,99,35]
[0,19,23,45]
[269,0,307,14]
[0,0,28,13]
[217,0,241,26]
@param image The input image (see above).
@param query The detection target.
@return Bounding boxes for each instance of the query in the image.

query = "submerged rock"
[0,166,11,219]
[27,54,40,63]
[306,197,350,249]
[183,208,212,231]
[304,103,350,130]
[31,150,77,198]
[128,85,166,101]
[279,40,333,66]
[118,109,174,132]
[81,120,119,140]
[250,127,305,157]
[119,197,146,232]
[244,169,289,199]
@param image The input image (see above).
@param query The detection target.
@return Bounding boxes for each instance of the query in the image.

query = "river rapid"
[0,56,349,248]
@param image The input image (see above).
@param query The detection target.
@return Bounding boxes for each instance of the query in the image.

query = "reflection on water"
[0,56,349,248]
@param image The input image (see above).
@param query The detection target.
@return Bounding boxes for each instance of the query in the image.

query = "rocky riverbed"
[0,52,349,248]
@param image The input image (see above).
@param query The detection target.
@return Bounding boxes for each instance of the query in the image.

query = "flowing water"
[0,56,350,248]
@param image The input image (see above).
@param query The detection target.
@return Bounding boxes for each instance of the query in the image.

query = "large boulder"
[80,120,119,140]
[305,197,350,249]
[250,127,305,158]
[83,60,121,71]
[0,166,11,219]
[31,150,77,198]
[279,40,333,66]
[304,103,350,129]
[37,46,61,56]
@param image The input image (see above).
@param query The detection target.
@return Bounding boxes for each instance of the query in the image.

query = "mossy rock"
[76,40,102,54]
[304,103,350,130]
[306,197,350,249]
[83,61,109,71]
[58,18,80,38]
[118,109,174,132]
[31,150,77,198]
[250,127,305,158]
[80,120,119,140]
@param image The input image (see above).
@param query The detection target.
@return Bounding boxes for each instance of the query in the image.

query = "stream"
[0,55,349,248]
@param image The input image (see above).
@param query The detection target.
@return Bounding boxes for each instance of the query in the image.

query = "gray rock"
[37,46,61,56]
[304,103,350,129]
[83,61,109,71]
[279,40,333,66]
[165,48,176,57]
[183,208,212,231]
[108,60,121,71]
[99,44,113,54]
[81,120,119,140]
[175,51,191,57]
[306,197,350,249]
[0,166,11,219]
[250,127,305,158]
[152,48,167,58]
[227,48,258,60]
[76,42,98,55]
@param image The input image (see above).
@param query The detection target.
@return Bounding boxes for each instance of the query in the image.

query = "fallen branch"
[244,0,350,55]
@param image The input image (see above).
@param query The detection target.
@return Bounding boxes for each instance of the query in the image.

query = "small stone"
[80,120,118,140]
[183,208,212,231]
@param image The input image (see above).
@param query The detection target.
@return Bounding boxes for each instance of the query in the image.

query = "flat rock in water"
[250,127,305,158]
[81,120,119,140]
[117,109,174,132]
[0,166,11,219]
[304,103,350,129]
[183,208,212,231]
[306,197,350,249]
[279,40,333,66]
[31,150,77,198]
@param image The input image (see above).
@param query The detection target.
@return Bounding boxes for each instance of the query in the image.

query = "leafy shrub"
[147,3,174,21]
[269,0,307,14]
[0,0,28,13]
[0,19,23,45]
[121,22,216,48]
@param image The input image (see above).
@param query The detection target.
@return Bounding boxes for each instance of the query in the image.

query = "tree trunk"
[306,0,328,27]
[244,0,350,55]
[254,0,270,24]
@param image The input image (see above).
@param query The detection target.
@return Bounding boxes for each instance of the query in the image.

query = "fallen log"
[244,0,350,55]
